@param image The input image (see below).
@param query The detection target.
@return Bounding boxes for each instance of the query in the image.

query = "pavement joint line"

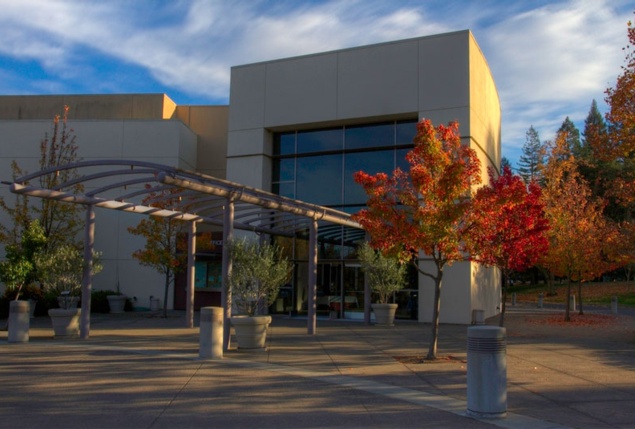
[48,341,570,429]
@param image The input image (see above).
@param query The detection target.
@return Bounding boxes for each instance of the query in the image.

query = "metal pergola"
[5,160,367,350]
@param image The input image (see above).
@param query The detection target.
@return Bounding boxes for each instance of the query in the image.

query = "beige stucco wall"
[0,94,176,120]
[175,105,229,179]
[0,116,198,309]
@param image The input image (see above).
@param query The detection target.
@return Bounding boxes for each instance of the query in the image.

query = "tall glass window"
[273,119,416,210]
[272,119,419,319]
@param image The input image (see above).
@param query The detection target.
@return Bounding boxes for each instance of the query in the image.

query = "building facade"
[0,30,501,323]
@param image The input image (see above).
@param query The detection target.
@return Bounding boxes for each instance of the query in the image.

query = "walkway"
[1,305,634,428]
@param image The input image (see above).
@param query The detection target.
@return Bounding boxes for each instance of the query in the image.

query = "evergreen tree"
[581,99,608,161]
[558,117,581,158]
[500,156,512,172]
[517,126,544,184]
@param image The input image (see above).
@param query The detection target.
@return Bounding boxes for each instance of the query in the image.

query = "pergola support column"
[222,196,235,351]
[308,218,318,335]
[185,221,196,328]
[80,205,95,339]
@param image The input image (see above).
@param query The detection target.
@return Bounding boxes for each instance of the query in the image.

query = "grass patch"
[509,281,635,307]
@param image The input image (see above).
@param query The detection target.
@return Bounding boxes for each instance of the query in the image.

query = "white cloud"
[480,0,631,154]
[0,0,632,164]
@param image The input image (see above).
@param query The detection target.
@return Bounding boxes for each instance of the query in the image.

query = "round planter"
[107,295,127,313]
[230,315,272,349]
[372,303,398,326]
[48,308,81,338]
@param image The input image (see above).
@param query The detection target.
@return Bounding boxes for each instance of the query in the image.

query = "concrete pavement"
[1,305,634,428]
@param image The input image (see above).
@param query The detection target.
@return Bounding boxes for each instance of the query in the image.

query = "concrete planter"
[48,308,81,338]
[372,303,398,326]
[107,295,127,313]
[230,315,272,349]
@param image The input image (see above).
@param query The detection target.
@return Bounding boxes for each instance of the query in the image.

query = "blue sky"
[0,0,632,165]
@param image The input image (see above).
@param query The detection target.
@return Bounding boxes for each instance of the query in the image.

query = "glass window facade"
[272,119,416,211]
[272,119,418,319]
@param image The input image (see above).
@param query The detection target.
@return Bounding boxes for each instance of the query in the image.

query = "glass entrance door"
[289,261,367,319]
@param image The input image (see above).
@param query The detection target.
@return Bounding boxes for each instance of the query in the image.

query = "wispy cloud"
[0,0,631,163]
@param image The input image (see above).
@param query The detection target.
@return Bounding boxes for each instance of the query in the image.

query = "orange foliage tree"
[353,119,481,360]
[464,166,549,326]
[606,18,635,158]
[540,133,618,321]
[128,186,188,318]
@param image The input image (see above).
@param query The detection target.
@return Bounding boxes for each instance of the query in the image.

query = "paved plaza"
[1,305,634,428]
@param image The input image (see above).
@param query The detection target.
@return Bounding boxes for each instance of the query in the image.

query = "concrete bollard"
[611,296,618,315]
[199,306,224,359]
[471,309,485,325]
[569,294,576,312]
[511,292,516,306]
[467,326,507,419]
[538,293,544,308]
[8,300,30,343]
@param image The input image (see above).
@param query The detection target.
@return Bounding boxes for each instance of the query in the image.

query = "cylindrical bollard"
[538,293,544,308]
[511,292,516,306]
[467,326,507,418]
[611,296,618,315]
[471,309,485,325]
[199,306,224,359]
[569,294,576,312]
[8,300,30,343]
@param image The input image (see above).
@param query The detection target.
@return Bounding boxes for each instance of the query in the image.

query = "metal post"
[611,296,618,315]
[538,293,544,308]
[308,218,317,335]
[80,205,95,339]
[185,221,196,328]
[222,196,235,351]
[363,234,371,325]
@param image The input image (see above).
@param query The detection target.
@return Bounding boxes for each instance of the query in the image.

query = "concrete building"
[0,30,501,324]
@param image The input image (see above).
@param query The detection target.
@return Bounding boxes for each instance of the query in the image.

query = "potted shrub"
[0,220,47,337]
[228,238,291,349]
[358,242,407,326]
[36,245,103,337]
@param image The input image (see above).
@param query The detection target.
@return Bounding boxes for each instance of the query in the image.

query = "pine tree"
[500,156,512,172]
[582,99,608,161]
[558,117,581,158]
[517,126,544,184]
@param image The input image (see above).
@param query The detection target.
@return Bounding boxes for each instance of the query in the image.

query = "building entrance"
[285,261,365,319]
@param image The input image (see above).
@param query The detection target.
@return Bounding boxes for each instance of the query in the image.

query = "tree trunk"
[564,278,572,322]
[426,270,443,361]
[499,270,508,327]
[163,268,171,318]
[577,279,584,315]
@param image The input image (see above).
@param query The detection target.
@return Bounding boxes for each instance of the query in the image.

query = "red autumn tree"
[128,186,188,318]
[353,118,481,360]
[464,166,549,326]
